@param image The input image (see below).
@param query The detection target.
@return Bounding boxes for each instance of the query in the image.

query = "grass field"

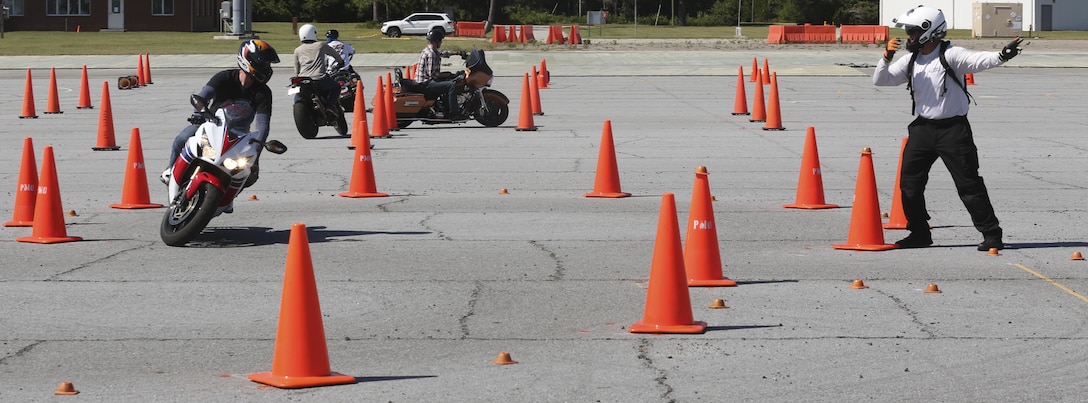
[0,22,1083,56]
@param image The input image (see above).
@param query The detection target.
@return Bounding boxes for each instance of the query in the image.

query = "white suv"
[381,13,455,38]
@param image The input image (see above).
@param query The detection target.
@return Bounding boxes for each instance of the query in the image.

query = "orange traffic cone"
[515,73,537,131]
[384,72,398,132]
[731,65,749,116]
[370,77,390,138]
[20,69,38,119]
[507,25,519,43]
[520,25,534,42]
[784,127,838,209]
[884,137,909,229]
[964,73,975,85]
[93,81,121,151]
[569,25,582,44]
[45,68,63,114]
[77,65,94,109]
[684,166,737,287]
[630,192,707,334]
[17,146,82,244]
[539,58,550,88]
[832,148,897,251]
[136,54,146,87]
[584,120,630,198]
[762,58,771,84]
[4,137,38,227]
[749,57,758,82]
[339,135,389,198]
[249,223,357,389]
[110,128,163,209]
[348,80,369,150]
[144,53,154,84]
[749,68,766,123]
[530,66,543,116]
[492,25,506,43]
[763,72,785,131]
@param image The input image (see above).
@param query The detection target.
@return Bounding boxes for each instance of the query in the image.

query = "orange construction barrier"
[529,66,543,116]
[77,65,94,109]
[20,69,38,119]
[515,73,537,131]
[832,148,897,251]
[4,137,38,227]
[45,68,63,114]
[629,192,707,334]
[16,146,82,244]
[684,166,737,287]
[784,127,838,209]
[804,24,836,43]
[767,25,785,44]
[249,223,357,389]
[884,137,909,229]
[783,25,806,43]
[110,128,163,209]
[370,77,390,138]
[749,68,766,123]
[763,72,785,131]
[339,131,389,198]
[584,120,630,198]
[93,81,121,151]
[731,66,749,116]
[348,80,369,150]
[455,22,486,37]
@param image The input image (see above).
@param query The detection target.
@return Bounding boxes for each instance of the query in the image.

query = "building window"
[152,0,174,16]
[3,0,25,16]
[47,0,91,15]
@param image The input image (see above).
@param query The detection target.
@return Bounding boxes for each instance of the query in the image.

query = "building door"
[108,0,124,30]
[1040,5,1052,31]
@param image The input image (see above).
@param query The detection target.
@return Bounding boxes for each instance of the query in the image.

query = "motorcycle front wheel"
[293,102,319,139]
[475,97,509,127]
[160,183,223,246]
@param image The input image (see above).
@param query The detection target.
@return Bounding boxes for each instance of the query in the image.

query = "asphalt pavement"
[2,46,1088,401]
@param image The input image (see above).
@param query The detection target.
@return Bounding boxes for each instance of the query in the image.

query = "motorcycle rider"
[162,39,280,197]
[293,23,344,120]
[415,29,463,120]
[325,29,355,74]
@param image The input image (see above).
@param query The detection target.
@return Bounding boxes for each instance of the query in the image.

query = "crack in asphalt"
[636,339,676,403]
[529,240,564,281]
[458,281,482,339]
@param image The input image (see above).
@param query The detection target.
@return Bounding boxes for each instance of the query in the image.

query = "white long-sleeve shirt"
[873,44,1005,119]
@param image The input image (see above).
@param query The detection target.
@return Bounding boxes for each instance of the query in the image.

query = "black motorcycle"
[287,76,349,139]
[331,68,361,113]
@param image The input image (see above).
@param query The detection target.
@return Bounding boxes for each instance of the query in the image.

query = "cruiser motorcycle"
[393,46,509,129]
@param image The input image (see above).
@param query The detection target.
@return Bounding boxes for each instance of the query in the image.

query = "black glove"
[187,112,203,125]
[999,37,1023,62]
[884,38,900,62]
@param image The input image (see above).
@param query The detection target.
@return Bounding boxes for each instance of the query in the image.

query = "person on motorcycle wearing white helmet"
[293,23,344,120]
[325,29,356,74]
[163,39,280,195]
[874,5,1023,251]
[415,29,464,120]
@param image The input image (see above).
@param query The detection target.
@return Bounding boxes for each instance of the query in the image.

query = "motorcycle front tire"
[160,183,223,246]
[293,102,319,139]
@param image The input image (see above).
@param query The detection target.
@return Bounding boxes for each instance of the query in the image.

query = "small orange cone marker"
[93,81,121,151]
[348,80,369,149]
[17,146,82,244]
[584,120,630,198]
[684,166,737,287]
[53,382,79,395]
[249,223,357,389]
[762,72,785,131]
[784,127,838,209]
[339,133,389,198]
[1071,251,1085,261]
[45,68,64,114]
[924,283,942,293]
[884,137,910,229]
[708,298,729,309]
[491,352,518,365]
[630,193,707,334]
[749,68,766,123]
[515,73,537,131]
[110,128,163,209]
[832,148,897,251]
[530,66,544,116]
[988,247,1001,256]
[499,188,509,194]
[849,279,870,289]
[77,65,94,109]
[20,69,38,119]
[731,66,749,115]
[370,77,390,138]
[384,72,397,131]
[5,137,38,227]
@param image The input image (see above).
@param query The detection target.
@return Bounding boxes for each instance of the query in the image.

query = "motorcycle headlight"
[199,134,218,160]
[223,157,249,174]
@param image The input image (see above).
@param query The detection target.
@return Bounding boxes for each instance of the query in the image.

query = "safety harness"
[905,40,974,115]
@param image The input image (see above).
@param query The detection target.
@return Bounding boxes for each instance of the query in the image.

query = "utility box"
[972,2,1022,37]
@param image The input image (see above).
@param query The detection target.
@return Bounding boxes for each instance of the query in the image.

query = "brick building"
[3,0,222,32]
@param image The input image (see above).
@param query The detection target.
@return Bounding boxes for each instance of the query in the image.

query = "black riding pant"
[900,115,1001,236]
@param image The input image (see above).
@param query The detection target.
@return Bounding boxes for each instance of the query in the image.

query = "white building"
[879,1,1088,32]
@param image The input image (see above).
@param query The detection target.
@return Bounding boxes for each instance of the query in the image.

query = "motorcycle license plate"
[287,87,300,96]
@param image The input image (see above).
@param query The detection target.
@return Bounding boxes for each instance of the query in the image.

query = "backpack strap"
[905,40,974,116]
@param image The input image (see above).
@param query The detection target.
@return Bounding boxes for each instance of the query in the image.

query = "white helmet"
[892,6,946,51]
[298,24,318,42]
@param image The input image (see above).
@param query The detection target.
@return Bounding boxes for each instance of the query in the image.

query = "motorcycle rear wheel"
[293,102,319,139]
[160,183,223,246]
[335,112,349,136]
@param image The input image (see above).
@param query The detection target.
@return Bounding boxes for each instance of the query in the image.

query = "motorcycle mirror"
[264,139,288,154]
[190,94,209,111]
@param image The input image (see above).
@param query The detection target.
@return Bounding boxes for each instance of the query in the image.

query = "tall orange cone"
[515,73,537,131]
[45,68,64,114]
[784,127,838,209]
[762,58,771,84]
[749,68,766,123]
[339,134,389,198]
[884,137,909,229]
[93,81,121,151]
[569,25,582,44]
[538,58,550,88]
[144,53,154,84]
[17,146,82,244]
[530,66,544,116]
[4,137,38,227]
[630,193,707,334]
[749,57,758,82]
[370,77,390,138]
[20,69,38,119]
[584,120,630,198]
[832,148,897,251]
[249,223,357,389]
[507,25,519,43]
[763,72,785,131]
[684,166,737,287]
[385,72,398,131]
[110,128,163,209]
[348,80,369,150]
[136,54,146,86]
[731,65,749,116]
[492,25,506,43]
[77,65,94,109]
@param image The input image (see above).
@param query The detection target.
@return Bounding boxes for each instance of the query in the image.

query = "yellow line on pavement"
[1014,263,1088,304]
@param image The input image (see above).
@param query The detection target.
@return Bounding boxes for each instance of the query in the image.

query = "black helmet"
[426,28,445,44]
[237,39,280,84]
[326,29,339,41]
